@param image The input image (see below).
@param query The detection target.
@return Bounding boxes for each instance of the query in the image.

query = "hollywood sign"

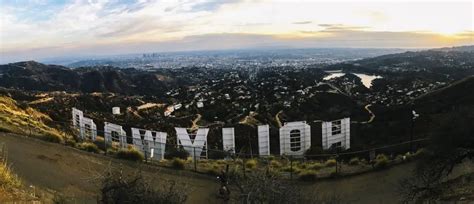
[72,108,350,160]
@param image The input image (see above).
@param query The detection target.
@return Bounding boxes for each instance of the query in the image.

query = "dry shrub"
[325,159,337,167]
[171,158,186,170]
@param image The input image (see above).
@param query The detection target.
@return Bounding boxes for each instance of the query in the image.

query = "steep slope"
[414,75,474,114]
[0,95,64,142]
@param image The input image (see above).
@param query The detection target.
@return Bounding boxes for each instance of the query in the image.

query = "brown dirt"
[0,133,220,203]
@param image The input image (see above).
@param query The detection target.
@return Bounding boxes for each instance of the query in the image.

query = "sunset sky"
[0,0,473,62]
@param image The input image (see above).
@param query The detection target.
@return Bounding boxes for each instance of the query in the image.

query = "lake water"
[323,71,382,88]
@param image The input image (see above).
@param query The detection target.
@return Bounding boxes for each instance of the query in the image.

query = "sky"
[0,0,473,63]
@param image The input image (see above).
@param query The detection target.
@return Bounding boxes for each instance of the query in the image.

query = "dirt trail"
[0,133,219,203]
[3,133,467,203]
[362,104,375,124]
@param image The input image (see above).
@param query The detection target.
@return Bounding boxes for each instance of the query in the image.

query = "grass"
[270,160,282,168]
[325,159,337,167]
[77,142,100,153]
[298,170,318,181]
[0,96,65,142]
[203,163,222,175]
[349,157,360,166]
[0,162,21,192]
[374,154,389,169]
[308,162,325,170]
[116,147,144,161]
[171,158,186,170]
[245,159,258,169]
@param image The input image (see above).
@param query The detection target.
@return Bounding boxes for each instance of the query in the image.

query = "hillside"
[414,75,474,114]
[0,61,171,95]
[0,95,64,142]
[325,46,474,80]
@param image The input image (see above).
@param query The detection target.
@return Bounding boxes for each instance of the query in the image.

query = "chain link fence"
[30,119,429,180]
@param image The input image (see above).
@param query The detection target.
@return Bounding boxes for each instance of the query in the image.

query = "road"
[362,104,376,124]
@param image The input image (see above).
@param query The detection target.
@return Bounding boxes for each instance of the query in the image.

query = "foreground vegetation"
[0,144,34,202]
[99,167,188,204]
[0,96,64,142]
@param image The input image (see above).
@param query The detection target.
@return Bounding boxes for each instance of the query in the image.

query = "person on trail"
[217,169,230,201]
[218,169,228,186]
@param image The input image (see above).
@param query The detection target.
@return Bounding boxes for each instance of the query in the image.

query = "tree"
[400,113,474,202]
[99,167,188,204]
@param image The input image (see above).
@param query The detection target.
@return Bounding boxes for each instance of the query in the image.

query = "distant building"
[174,103,182,110]
[197,101,204,108]
[112,107,120,115]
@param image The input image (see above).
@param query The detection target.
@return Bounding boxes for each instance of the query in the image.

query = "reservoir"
[323,71,382,88]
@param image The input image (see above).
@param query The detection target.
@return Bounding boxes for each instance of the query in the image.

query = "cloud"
[0,0,472,63]
[190,0,242,12]
[318,24,369,31]
[293,21,312,25]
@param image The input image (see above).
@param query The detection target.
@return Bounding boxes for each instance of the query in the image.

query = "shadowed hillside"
[0,61,171,95]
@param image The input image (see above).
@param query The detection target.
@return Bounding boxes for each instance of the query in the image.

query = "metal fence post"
[243,158,246,178]
[193,146,197,171]
[104,136,107,156]
[290,155,293,180]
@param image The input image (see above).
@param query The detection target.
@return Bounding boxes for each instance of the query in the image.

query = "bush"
[325,159,337,167]
[270,160,282,168]
[116,148,144,162]
[349,157,360,166]
[65,138,77,147]
[165,146,189,160]
[41,133,62,143]
[298,162,308,169]
[100,168,188,203]
[281,165,295,172]
[0,126,12,133]
[77,142,99,153]
[171,158,186,170]
[93,137,108,151]
[0,162,21,190]
[245,159,258,169]
[204,164,221,175]
[298,170,318,181]
[308,163,324,170]
[374,154,389,169]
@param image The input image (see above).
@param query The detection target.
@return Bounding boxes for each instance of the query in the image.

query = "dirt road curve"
[0,133,427,203]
